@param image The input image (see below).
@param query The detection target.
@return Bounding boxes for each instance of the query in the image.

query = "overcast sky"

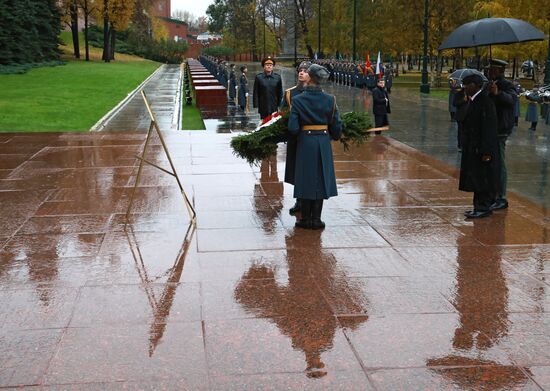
[171,0,213,18]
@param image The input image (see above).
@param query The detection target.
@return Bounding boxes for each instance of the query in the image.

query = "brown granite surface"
[0,131,549,390]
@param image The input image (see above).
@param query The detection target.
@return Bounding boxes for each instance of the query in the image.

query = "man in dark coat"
[280,61,311,215]
[459,73,499,218]
[253,56,283,119]
[288,64,343,229]
[487,59,517,211]
[372,78,390,135]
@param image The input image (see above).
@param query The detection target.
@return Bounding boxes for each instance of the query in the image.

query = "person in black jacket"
[459,73,499,218]
[487,59,517,211]
[372,78,390,135]
[238,66,249,112]
[253,56,283,119]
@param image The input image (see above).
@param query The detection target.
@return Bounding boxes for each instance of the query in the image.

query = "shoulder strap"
[285,89,292,109]
[331,95,337,122]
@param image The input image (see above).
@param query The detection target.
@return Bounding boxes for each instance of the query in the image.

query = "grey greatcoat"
[288,86,343,200]
[280,85,305,185]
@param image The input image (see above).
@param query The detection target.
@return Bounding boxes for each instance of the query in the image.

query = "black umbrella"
[449,68,488,83]
[439,18,545,50]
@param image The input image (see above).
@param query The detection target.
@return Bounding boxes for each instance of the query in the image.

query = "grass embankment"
[0,32,159,132]
[181,66,206,130]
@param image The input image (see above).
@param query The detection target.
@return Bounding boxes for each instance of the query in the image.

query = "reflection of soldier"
[234,229,367,378]
[280,61,311,216]
[254,155,283,233]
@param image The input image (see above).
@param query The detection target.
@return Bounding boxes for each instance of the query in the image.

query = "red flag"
[364,52,371,76]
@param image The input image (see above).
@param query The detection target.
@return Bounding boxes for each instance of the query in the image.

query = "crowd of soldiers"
[311,59,395,91]
[200,54,396,93]
[199,55,239,101]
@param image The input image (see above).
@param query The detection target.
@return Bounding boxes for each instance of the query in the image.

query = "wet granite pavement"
[1,123,549,390]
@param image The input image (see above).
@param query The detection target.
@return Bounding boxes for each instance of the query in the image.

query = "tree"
[206,0,228,33]
[0,0,61,66]
[78,0,97,61]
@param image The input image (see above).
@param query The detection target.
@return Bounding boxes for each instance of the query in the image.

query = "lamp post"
[420,0,430,93]
[262,3,266,58]
[317,0,321,57]
[352,0,357,61]
[544,25,550,85]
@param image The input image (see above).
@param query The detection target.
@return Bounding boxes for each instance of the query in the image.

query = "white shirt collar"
[470,88,482,101]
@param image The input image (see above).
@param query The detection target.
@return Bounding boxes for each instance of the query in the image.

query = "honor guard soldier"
[281,61,311,215]
[288,64,343,229]
[238,65,249,112]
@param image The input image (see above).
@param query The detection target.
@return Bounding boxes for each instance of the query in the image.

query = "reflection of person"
[254,155,283,233]
[425,217,531,390]
[452,219,508,350]
[487,59,517,211]
[234,229,367,378]
[238,66,249,111]
[280,61,311,216]
[253,56,283,120]
[459,73,499,219]
[372,78,390,135]
[288,64,343,229]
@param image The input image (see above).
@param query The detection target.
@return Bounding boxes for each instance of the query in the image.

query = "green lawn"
[180,72,206,130]
[0,46,159,132]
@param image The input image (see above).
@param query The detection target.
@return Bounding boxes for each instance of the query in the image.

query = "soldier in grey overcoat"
[288,64,343,229]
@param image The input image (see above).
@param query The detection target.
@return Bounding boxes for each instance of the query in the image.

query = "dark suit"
[372,85,390,128]
[253,72,283,119]
[459,90,499,212]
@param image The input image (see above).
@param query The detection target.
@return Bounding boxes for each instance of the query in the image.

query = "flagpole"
[352,0,357,61]
[318,0,322,57]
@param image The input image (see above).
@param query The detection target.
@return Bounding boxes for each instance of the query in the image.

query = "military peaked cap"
[488,58,508,68]
[261,56,275,66]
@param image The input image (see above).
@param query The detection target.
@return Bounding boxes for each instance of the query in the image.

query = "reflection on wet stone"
[0,64,549,389]
[233,229,368,378]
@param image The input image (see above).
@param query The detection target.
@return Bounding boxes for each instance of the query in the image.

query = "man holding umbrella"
[487,59,517,211]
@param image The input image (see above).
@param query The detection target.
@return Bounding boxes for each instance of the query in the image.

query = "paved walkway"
[0,126,549,389]
[93,64,182,132]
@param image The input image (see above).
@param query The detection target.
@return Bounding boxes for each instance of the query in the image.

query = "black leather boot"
[311,200,325,230]
[289,199,301,215]
[295,199,312,229]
